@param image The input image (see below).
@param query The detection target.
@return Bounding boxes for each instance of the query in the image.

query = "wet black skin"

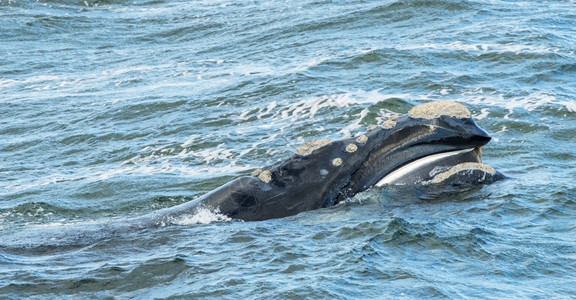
[149,112,500,222]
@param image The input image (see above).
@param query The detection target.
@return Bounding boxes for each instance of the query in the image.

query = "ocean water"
[1,0,575,298]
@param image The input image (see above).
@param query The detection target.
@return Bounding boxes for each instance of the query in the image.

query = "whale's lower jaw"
[375,148,482,186]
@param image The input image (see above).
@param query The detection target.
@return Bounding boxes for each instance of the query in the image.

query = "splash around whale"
[145,100,504,223]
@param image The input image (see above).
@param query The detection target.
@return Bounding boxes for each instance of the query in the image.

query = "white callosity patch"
[346,143,358,153]
[294,139,332,156]
[409,100,471,119]
[430,162,496,184]
[381,118,397,129]
[257,170,272,183]
[355,134,368,144]
[251,168,262,177]
[251,168,271,183]
[332,158,343,166]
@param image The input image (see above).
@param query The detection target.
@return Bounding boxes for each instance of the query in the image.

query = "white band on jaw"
[376,148,476,186]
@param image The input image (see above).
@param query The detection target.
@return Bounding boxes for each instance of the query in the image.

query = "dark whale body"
[149,101,504,222]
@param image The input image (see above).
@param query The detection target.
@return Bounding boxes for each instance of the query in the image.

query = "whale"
[146,100,504,222]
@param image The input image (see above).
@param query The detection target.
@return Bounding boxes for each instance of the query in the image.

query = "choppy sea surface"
[1,0,575,298]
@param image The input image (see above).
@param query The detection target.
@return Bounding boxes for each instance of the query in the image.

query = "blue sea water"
[1,0,575,298]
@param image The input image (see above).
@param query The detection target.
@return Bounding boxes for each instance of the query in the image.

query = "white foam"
[397,41,561,55]
[181,134,201,148]
[1,159,251,192]
[0,75,66,92]
[268,90,409,122]
[338,107,369,138]
[171,207,232,225]
[454,90,575,117]
[474,108,490,120]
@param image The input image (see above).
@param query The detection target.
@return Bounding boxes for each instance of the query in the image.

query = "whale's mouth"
[375,147,483,186]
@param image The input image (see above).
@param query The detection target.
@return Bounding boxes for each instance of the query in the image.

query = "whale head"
[201,101,503,221]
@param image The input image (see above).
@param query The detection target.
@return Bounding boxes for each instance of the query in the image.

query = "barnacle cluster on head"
[252,168,273,183]
[258,170,272,183]
[356,134,368,144]
[345,143,358,153]
[294,139,332,156]
[381,118,397,129]
[332,158,343,166]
